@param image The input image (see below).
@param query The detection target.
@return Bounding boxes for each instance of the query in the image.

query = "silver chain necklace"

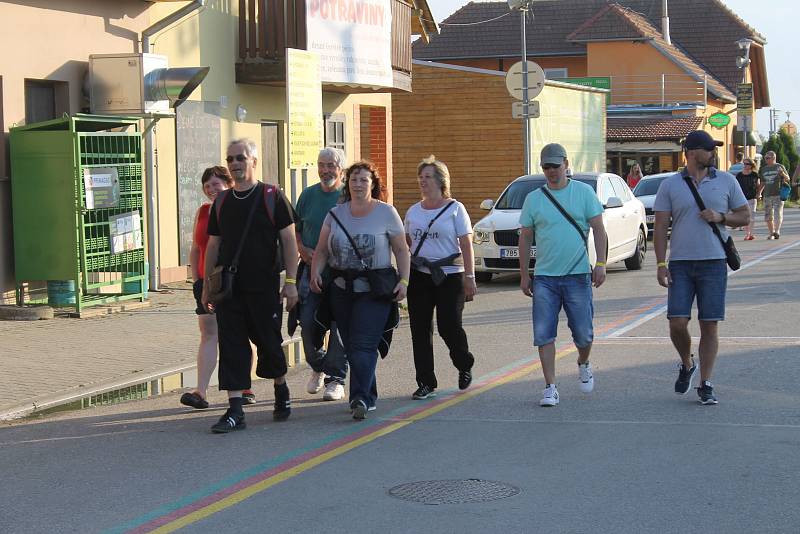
[231,184,257,200]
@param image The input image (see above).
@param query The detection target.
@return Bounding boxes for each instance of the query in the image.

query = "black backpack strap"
[263,184,277,226]
[412,200,456,257]
[229,183,263,271]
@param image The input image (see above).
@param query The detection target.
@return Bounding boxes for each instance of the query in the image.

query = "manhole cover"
[388,479,520,505]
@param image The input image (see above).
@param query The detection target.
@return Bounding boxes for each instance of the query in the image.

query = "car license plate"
[500,248,535,258]
[646,214,655,223]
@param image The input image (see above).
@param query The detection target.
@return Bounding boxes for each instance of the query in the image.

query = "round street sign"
[505,61,545,101]
[708,112,731,129]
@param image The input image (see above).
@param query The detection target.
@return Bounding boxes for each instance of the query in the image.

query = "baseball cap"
[683,130,723,151]
[541,143,568,165]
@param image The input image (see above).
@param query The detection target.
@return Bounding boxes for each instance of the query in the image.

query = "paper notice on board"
[109,210,143,254]
[83,167,120,209]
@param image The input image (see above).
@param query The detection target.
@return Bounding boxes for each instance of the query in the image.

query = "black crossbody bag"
[328,209,399,300]
[683,176,740,270]
[206,183,262,304]
[540,186,592,273]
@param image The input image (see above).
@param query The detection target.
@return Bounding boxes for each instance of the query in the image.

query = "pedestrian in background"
[181,166,234,410]
[295,148,348,402]
[404,156,476,400]
[310,161,410,420]
[728,152,744,174]
[202,139,299,433]
[759,151,791,239]
[626,163,643,189]
[653,130,750,405]
[735,158,760,240]
[518,143,608,407]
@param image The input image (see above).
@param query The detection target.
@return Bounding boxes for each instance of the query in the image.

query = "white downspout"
[141,0,206,291]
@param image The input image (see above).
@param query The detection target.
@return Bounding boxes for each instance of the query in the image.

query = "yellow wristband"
[657,262,667,268]
[400,278,409,287]
[284,278,296,284]
[595,262,605,267]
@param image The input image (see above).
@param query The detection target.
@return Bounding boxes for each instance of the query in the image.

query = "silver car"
[472,172,648,282]
[633,172,673,233]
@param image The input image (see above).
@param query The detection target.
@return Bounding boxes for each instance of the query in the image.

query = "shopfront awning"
[730,127,760,146]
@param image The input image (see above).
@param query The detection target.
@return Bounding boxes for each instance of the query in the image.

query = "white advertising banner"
[306,0,393,88]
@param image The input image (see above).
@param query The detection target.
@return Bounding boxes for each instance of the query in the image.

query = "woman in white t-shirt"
[404,156,476,400]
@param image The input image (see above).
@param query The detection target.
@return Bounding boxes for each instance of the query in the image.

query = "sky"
[428,0,799,138]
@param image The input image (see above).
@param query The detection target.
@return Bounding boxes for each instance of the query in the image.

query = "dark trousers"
[407,270,474,389]
[215,288,286,390]
[329,284,391,408]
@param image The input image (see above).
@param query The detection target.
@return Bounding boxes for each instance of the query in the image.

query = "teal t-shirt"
[518,179,603,276]
[295,183,343,248]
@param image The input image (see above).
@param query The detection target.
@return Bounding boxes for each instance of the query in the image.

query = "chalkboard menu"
[176,101,221,265]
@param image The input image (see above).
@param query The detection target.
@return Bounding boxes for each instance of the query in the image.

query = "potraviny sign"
[306,0,393,88]
[707,112,731,129]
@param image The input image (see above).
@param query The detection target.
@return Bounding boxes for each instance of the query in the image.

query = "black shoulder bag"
[540,186,592,272]
[410,201,459,286]
[328,208,399,300]
[683,175,740,270]
[206,183,263,304]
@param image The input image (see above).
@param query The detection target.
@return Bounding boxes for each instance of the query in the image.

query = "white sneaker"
[540,384,559,407]
[322,382,345,401]
[578,363,594,393]
[306,371,325,394]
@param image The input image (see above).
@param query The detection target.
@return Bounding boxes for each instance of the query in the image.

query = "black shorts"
[193,279,208,315]
[215,290,287,389]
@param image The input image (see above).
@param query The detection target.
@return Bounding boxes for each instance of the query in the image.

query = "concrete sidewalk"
[0,281,301,420]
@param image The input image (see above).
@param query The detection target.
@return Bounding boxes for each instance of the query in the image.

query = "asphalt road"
[2,211,799,534]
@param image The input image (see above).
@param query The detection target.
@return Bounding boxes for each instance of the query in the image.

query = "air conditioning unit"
[89,53,209,115]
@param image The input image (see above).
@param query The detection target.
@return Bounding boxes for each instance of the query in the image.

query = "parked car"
[472,172,648,282]
[633,172,673,233]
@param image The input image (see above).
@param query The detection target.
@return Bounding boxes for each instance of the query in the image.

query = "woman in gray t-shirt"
[310,161,410,420]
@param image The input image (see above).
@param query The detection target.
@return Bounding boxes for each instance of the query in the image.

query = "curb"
[0,305,54,321]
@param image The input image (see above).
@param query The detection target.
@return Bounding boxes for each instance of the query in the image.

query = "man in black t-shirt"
[202,138,299,433]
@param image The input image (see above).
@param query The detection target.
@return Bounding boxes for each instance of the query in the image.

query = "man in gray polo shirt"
[653,130,750,405]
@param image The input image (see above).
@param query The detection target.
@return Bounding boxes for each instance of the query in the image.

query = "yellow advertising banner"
[287,48,323,168]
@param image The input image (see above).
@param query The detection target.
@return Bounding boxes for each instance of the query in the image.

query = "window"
[610,176,632,201]
[323,113,346,152]
[544,68,568,79]
[24,79,69,124]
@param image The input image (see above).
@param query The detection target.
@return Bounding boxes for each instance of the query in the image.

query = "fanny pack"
[683,176,740,271]
[410,201,459,286]
[328,209,399,300]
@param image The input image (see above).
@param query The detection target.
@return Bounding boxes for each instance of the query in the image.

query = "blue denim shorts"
[532,274,594,348]
[667,260,727,321]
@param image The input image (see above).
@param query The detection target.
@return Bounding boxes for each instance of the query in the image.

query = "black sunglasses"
[226,154,248,163]
[541,163,561,170]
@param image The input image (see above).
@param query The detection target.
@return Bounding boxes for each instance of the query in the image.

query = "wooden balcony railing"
[237,0,412,86]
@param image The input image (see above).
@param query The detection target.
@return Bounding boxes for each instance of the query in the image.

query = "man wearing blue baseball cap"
[653,130,750,405]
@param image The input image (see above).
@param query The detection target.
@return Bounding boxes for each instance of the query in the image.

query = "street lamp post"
[736,38,753,158]
[509,0,533,174]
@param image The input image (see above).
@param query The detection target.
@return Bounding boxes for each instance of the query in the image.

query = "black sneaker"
[273,384,291,421]
[180,392,209,410]
[412,385,436,400]
[211,410,246,433]
[774,233,780,240]
[351,399,368,420]
[697,381,719,405]
[674,359,697,395]
[458,370,473,390]
[242,390,257,405]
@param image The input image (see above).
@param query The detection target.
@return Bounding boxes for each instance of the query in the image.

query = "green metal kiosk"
[10,114,147,313]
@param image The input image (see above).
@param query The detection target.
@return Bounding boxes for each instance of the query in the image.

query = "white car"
[472,172,648,282]
[632,172,673,234]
